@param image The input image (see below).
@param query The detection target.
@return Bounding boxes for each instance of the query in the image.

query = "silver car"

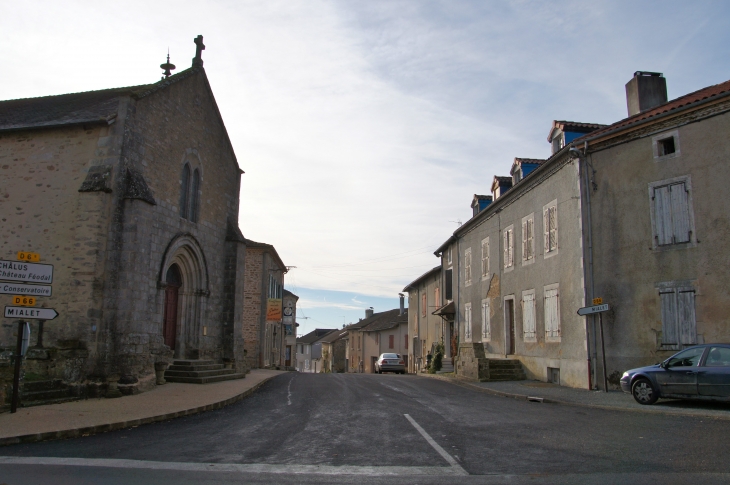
[620,344,730,405]
[375,353,405,374]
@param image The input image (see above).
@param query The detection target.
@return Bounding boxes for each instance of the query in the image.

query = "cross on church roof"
[192,35,205,67]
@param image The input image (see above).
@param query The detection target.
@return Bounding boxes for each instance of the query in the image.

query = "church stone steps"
[164,373,246,384]
[164,359,245,384]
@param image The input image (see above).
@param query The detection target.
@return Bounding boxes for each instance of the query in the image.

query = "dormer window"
[551,133,564,154]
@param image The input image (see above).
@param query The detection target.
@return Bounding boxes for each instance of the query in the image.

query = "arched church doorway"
[164,264,183,350]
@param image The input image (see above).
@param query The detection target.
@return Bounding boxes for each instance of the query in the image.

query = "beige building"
[0,37,249,403]
[360,309,409,374]
[403,267,442,373]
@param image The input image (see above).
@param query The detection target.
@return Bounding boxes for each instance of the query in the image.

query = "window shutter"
[445,269,453,300]
[670,183,691,244]
[508,230,513,266]
[548,206,557,251]
[523,293,535,340]
[504,231,509,268]
[481,300,490,340]
[677,288,697,345]
[654,186,673,245]
[660,289,678,348]
[527,219,533,259]
[389,335,394,349]
[542,207,550,253]
[521,221,527,261]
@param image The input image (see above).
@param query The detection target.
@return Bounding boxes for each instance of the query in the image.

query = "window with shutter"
[435,287,440,307]
[481,299,490,341]
[544,286,560,341]
[504,226,514,269]
[389,335,394,349]
[422,294,427,317]
[650,177,694,248]
[659,285,697,350]
[465,248,472,286]
[522,214,534,263]
[481,237,489,279]
[522,291,536,341]
[464,303,472,341]
[445,269,453,300]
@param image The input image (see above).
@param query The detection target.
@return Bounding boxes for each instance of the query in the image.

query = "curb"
[0,374,280,447]
[418,373,730,421]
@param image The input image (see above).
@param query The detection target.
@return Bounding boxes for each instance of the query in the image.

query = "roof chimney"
[365,307,374,319]
[399,293,405,315]
[625,72,667,117]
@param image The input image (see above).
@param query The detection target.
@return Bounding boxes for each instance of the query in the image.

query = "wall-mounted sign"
[0,282,52,297]
[11,296,36,307]
[0,260,53,283]
[266,298,282,321]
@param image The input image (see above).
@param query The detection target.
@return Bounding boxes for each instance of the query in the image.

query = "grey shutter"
[522,221,528,261]
[504,230,509,267]
[527,219,534,259]
[660,289,678,348]
[549,207,557,251]
[654,186,673,245]
[670,183,691,243]
[677,288,697,345]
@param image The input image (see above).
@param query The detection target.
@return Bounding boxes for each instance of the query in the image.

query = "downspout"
[571,143,596,390]
[455,237,461,366]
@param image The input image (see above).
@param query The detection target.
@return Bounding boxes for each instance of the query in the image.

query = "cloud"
[296,298,363,311]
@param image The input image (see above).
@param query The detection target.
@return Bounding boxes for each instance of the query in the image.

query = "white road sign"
[577,304,610,316]
[4,306,58,320]
[0,282,52,297]
[0,260,53,284]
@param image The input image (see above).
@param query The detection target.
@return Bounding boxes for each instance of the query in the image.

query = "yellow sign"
[592,297,603,305]
[17,251,41,262]
[12,295,36,307]
[266,298,283,321]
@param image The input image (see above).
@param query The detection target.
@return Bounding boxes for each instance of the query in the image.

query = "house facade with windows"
[361,308,409,374]
[435,147,590,388]
[296,328,337,373]
[404,267,442,373]
[282,289,299,369]
[0,38,249,401]
[578,71,730,388]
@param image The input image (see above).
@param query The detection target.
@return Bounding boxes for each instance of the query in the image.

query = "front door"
[371,356,378,373]
[163,264,182,350]
[506,298,515,355]
[285,345,292,367]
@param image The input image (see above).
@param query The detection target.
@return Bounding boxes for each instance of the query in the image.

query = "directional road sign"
[577,303,610,316]
[0,282,52,297]
[0,260,53,284]
[4,306,58,320]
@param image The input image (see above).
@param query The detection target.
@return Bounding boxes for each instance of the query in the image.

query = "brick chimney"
[399,293,405,315]
[626,72,667,117]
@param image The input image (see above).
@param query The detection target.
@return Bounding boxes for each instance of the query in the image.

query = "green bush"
[428,343,444,373]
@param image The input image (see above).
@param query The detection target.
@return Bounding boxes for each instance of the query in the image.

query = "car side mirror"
[659,361,667,369]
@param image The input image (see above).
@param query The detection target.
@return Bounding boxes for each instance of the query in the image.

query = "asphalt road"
[1,373,730,484]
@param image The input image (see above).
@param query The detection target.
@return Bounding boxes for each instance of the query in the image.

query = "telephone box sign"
[0,260,53,284]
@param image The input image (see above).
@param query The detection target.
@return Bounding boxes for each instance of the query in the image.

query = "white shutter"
[504,231,509,268]
[670,183,691,244]
[548,206,557,251]
[481,299,490,340]
[677,288,697,345]
[522,220,528,262]
[544,288,559,339]
[544,208,550,253]
[481,238,489,277]
[464,249,471,284]
[523,293,535,340]
[508,229,514,267]
[464,303,472,341]
[527,219,534,260]
[654,186,673,246]
[660,289,678,348]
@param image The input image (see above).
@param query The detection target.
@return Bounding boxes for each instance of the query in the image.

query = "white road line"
[287,377,293,405]
[404,413,468,475]
[0,457,466,476]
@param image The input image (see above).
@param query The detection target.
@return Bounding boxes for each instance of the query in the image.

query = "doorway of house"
[163,264,182,350]
[505,297,515,355]
[285,345,292,367]
[371,356,378,373]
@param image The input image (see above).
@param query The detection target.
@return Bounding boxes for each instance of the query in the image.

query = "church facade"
[0,38,249,400]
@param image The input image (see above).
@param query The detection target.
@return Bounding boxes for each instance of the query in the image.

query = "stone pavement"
[0,369,284,446]
[421,373,730,420]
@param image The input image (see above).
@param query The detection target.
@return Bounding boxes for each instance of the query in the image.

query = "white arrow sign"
[0,282,52,297]
[577,304,610,316]
[4,306,58,320]
[0,260,53,284]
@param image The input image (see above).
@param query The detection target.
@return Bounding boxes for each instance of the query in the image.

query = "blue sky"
[2,1,729,336]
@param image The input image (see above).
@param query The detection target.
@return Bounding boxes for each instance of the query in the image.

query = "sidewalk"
[420,372,730,420]
[0,369,284,447]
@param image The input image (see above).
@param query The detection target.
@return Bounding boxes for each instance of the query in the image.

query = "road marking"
[0,457,465,476]
[287,377,293,405]
[404,414,468,475]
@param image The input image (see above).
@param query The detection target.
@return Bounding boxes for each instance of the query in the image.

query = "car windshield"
[382,354,399,359]
[666,347,705,368]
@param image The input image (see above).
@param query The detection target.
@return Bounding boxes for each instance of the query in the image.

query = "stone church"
[0,37,249,400]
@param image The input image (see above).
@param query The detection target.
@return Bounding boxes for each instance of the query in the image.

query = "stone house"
[282,289,299,370]
[0,37,248,401]
[403,267,442,373]
[241,238,286,369]
[360,308,409,374]
[575,72,730,388]
[346,309,378,373]
[318,328,348,373]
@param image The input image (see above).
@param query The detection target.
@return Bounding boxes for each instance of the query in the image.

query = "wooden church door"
[164,264,183,350]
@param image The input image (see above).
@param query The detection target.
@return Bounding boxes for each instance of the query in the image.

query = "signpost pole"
[10,320,25,413]
[599,312,608,392]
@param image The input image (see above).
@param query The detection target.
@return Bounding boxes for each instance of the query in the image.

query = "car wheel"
[632,377,658,405]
